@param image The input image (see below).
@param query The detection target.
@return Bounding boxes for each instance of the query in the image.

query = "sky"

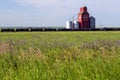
[0,0,120,27]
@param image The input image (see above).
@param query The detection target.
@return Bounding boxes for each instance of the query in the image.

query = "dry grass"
[0,42,10,54]
[0,32,120,80]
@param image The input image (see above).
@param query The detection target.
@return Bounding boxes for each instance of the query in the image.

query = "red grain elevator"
[78,6,90,29]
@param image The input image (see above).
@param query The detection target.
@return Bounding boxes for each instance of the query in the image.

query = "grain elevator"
[66,6,96,30]
[78,6,90,29]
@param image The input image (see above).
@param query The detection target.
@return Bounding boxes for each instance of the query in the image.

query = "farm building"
[66,6,96,30]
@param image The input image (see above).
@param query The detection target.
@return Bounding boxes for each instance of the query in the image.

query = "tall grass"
[0,31,120,80]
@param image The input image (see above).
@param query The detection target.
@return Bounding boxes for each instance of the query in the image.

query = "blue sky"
[0,0,120,27]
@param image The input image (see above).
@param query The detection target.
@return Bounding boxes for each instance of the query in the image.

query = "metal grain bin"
[66,21,74,29]
[90,16,96,29]
[74,21,79,29]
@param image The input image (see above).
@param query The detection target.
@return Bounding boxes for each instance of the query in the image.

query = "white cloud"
[1,0,120,27]
[14,0,74,8]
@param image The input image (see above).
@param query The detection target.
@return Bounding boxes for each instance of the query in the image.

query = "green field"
[0,31,120,80]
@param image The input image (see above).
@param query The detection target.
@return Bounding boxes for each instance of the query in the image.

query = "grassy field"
[0,31,120,80]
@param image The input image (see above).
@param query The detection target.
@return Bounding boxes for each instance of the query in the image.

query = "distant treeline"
[0,27,120,32]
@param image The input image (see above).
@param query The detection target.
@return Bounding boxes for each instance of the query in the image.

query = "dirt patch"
[0,42,10,54]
